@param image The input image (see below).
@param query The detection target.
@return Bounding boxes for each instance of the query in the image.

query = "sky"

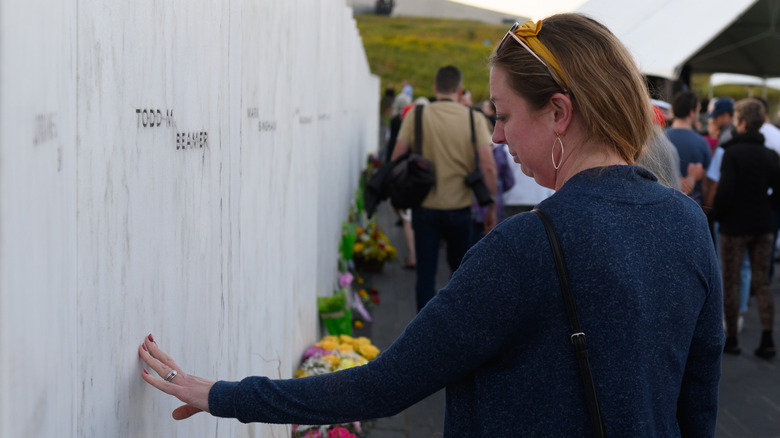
[450,0,588,21]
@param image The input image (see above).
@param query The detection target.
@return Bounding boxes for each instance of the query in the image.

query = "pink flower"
[327,427,355,438]
[338,272,354,288]
[301,346,329,361]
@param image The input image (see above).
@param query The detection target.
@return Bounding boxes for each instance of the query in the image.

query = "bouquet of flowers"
[352,221,396,265]
[292,424,360,438]
[356,287,380,307]
[292,335,381,437]
[294,334,380,378]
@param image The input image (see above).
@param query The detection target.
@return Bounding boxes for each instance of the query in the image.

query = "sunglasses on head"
[495,22,570,94]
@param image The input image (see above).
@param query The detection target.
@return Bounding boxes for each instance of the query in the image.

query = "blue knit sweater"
[209,166,724,437]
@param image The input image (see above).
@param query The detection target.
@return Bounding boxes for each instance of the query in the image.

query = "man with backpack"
[391,65,497,312]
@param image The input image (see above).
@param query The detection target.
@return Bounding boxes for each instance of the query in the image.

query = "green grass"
[355,15,506,105]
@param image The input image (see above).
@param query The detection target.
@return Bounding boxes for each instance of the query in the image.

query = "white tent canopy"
[707,72,780,99]
[709,73,767,88]
[577,0,779,80]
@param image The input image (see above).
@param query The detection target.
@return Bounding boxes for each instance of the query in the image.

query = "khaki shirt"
[398,100,493,209]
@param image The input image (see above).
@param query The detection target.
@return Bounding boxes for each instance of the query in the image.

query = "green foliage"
[355,15,506,104]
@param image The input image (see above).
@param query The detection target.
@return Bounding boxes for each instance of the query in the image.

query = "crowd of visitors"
[655,92,779,359]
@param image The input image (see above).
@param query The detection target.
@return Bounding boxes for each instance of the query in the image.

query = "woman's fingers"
[138,341,178,381]
[143,335,183,372]
[172,404,204,420]
[140,367,179,396]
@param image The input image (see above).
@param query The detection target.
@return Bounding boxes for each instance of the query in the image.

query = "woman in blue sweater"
[140,13,723,436]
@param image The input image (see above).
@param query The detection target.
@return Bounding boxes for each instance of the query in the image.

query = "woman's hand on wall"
[138,334,215,420]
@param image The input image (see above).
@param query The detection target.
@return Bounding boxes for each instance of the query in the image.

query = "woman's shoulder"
[474,211,549,261]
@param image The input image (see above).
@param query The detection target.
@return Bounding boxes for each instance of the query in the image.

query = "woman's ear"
[549,92,573,133]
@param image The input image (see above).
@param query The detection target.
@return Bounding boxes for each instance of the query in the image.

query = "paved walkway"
[355,202,780,437]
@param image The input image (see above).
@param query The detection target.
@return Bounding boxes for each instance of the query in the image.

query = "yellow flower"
[358,344,380,360]
[353,320,364,329]
[339,334,355,344]
[338,344,355,354]
[321,354,341,368]
[357,277,364,284]
[358,289,368,298]
[336,358,358,370]
[353,243,365,253]
[316,340,339,351]
[353,336,371,346]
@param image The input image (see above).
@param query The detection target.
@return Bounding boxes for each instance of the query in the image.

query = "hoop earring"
[551,133,564,170]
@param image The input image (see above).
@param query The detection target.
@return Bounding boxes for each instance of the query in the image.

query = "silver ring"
[163,370,177,382]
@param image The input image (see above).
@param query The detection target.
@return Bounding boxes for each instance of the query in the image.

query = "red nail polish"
[142,343,147,351]
[148,333,155,343]
[143,369,149,375]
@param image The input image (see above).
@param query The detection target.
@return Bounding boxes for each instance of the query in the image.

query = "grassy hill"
[355,14,506,105]
[355,15,780,118]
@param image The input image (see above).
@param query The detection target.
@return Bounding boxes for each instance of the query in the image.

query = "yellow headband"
[512,20,568,88]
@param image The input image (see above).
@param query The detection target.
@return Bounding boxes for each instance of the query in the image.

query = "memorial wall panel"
[0,0,379,436]
[0,0,78,436]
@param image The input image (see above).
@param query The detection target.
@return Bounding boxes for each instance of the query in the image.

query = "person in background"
[703,97,752,333]
[383,83,413,163]
[466,93,513,244]
[665,91,710,202]
[703,98,737,208]
[393,66,496,312]
[390,82,413,122]
[756,97,780,282]
[480,99,497,126]
[758,97,780,153]
[459,89,473,108]
[705,117,720,153]
[471,142,514,245]
[639,126,683,191]
[712,98,780,359]
[382,84,396,119]
[139,14,722,436]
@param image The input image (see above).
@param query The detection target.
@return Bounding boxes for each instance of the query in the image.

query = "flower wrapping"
[318,289,352,336]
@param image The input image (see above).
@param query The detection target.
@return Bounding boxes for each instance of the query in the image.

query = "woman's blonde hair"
[489,13,653,164]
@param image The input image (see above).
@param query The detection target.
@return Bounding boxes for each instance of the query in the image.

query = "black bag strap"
[532,208,607,438]
[414,104,424,155]
[469,109,480,169]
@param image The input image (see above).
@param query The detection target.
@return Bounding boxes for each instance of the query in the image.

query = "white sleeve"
[706,147,724,182]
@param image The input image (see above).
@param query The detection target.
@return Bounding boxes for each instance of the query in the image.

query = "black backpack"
[386,105,436,209]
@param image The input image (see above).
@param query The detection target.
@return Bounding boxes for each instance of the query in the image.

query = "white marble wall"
[0,0,379,437]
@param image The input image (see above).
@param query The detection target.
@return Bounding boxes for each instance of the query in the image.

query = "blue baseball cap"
[707,98,734,118]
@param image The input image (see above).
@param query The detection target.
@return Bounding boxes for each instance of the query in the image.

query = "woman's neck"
[553,139,628,190]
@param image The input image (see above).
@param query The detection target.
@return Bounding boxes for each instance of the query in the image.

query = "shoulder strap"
[469,109,480,168]
[532,208,607,438]
[414,104,424,155]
